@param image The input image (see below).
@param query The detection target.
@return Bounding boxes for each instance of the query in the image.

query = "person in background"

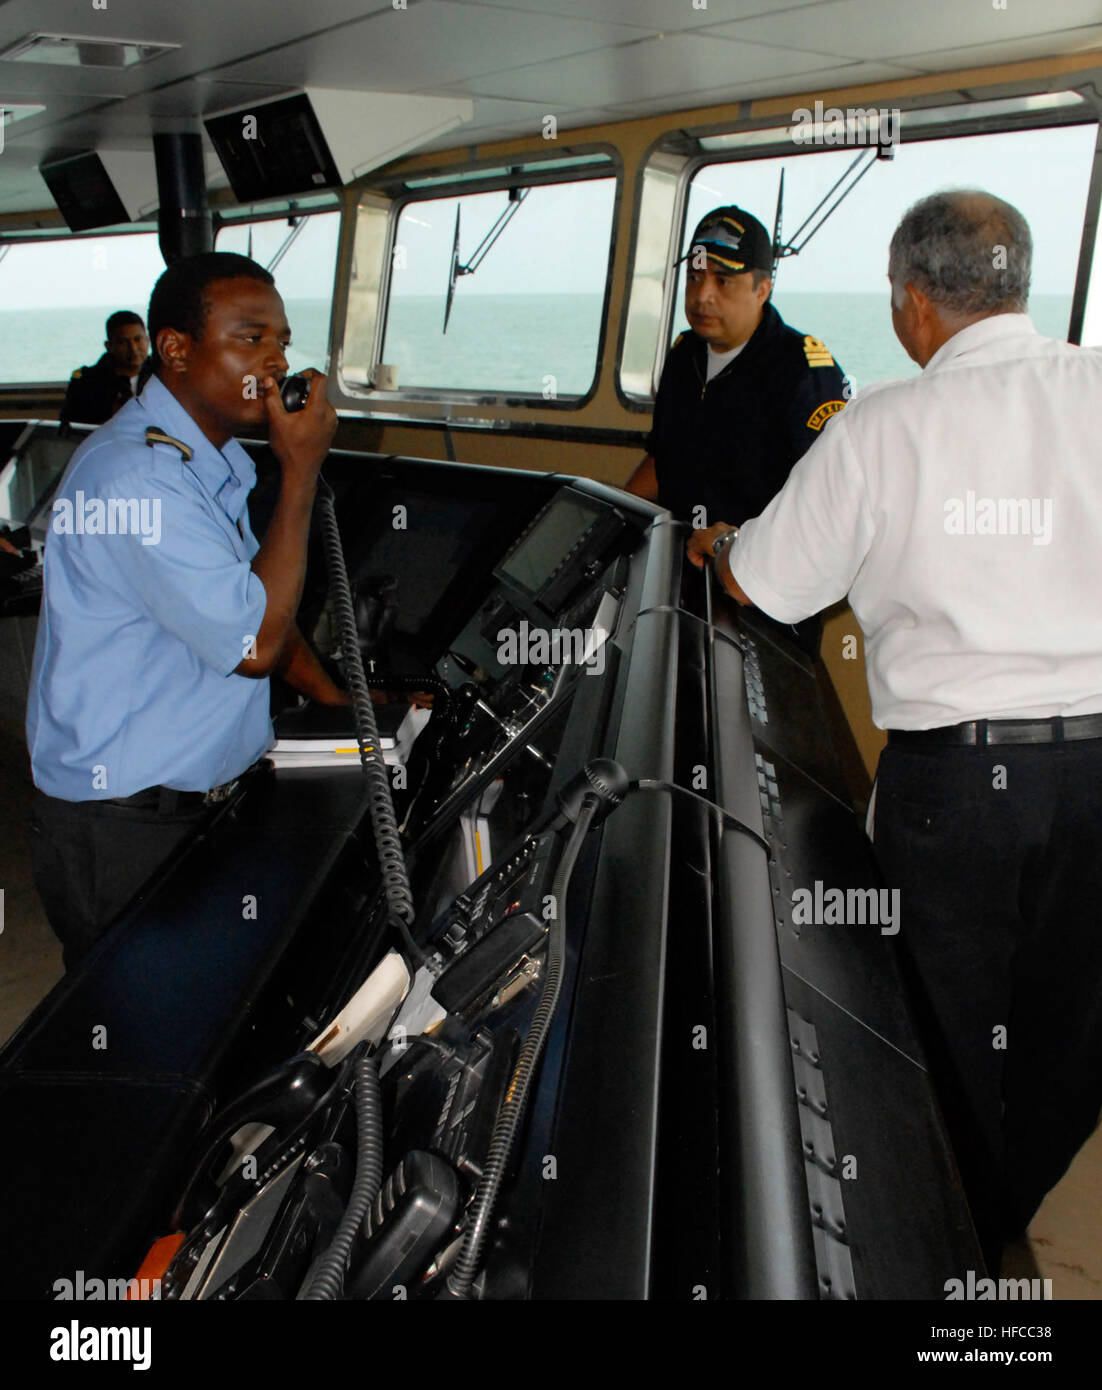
[60,310,150,428]
[690,189,1102,1273]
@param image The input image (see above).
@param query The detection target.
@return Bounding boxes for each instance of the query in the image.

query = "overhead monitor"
[204,93,341,202]
[38,150,149,231]
[204,88,473,197]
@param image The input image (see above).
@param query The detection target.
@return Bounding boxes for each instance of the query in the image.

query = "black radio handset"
[280,374,311,412]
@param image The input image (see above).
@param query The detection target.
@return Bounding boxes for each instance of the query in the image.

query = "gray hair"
[888,190,1031,315]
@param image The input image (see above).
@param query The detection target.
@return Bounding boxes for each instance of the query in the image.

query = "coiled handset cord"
[314,475,425,965]
[298,1053,384,1300]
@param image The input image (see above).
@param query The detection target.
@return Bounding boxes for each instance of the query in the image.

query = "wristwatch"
[712,526,740,558]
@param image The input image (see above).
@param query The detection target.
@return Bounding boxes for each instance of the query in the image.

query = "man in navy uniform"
[61,310,151,428]
[28,252,346,970]
[626,205,849,531]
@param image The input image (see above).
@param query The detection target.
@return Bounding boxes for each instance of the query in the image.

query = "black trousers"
[871,738,1102,1271]
[28,788,208,973]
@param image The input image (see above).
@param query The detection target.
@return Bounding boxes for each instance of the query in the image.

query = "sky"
[0,212,341,311]
[686,123,1097,301]
[0,122,1096,312]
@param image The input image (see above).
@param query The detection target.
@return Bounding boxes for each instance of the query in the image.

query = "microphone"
[280,374,311,412]
[551,758,629,830]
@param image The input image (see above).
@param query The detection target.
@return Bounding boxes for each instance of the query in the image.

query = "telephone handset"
[279,374,311,413]
[169,1051,335,1234]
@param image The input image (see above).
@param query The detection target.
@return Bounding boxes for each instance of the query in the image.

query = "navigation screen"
[498,497,598,597]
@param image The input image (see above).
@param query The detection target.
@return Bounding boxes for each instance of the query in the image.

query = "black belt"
[888,713,1102,747]
[105,778,240,813]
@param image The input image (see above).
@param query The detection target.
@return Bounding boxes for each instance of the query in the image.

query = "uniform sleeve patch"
[807,399,846,431]
[803,335,835,367]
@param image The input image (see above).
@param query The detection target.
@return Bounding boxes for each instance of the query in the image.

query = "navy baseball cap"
[677,206,773,274]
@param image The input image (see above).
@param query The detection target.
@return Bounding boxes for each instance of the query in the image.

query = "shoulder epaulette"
[145,426,193,461]
[673,332,686,348]
[70,368,83,380]
[803,335,835,368]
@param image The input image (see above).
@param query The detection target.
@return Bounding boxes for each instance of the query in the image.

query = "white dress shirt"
[728,313,1102,730]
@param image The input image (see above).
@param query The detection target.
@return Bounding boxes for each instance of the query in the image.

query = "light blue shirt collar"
[135,373,256,519]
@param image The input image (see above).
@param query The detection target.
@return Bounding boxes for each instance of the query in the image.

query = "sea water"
[1,292,1074,398]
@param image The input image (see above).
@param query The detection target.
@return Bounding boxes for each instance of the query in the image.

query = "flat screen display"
[498,496,599,598]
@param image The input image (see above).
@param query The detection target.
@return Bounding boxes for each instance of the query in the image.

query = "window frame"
[0,225,162,388]
[616,92,1102,410]
[0,197,343,388]
[340,145,622,412]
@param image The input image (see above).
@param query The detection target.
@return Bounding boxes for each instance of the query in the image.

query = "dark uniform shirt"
[645,301,849,527]
[61,353,135,428]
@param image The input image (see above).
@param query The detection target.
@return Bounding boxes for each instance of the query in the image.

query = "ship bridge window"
[633,120,1096,401]
[216,210,341,373]
[351,176,615,400]
[0,231,163,385]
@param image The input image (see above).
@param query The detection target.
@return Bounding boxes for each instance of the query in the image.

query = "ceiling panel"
[703,0,1102,64]
[0,67,129,99]
[419,101,626,150]
[442,0,829,32]
[0,180,51,214]
[2,0,1101,221]
[448,32,850,106]
[0,0,396,82]
[895,25,1102,74]
[0,0,400,164]
[0,144,54,186]
[414,93,619,148]
[600,61,924,120]
[128,79,293,119]
[210,1,643,93]
[1,99,113,154]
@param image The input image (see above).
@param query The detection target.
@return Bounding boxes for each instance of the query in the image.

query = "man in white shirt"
[689,189,1102,1273]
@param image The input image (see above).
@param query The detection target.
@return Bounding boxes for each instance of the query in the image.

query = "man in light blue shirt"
[27,251,344,969]
[28,370,273,799]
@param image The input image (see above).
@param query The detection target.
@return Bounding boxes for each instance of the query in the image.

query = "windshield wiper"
[444,186,530,333]
[771,143,893,283]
